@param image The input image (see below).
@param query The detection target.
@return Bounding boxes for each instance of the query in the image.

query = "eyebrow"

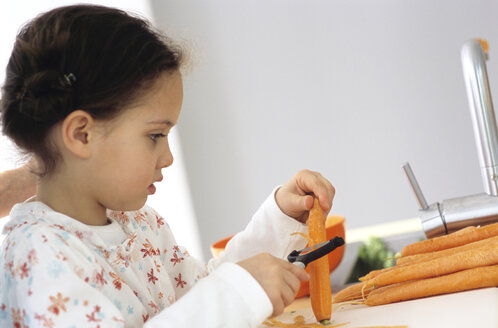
[146,119,174,126]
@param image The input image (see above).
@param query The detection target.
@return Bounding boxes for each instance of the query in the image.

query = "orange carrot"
[362,235,498,282]
[365,264,498,306]
[401,222,498,256]
[308,198,332,323]
[397,235,498,266]
[359,266,396,282]
[367,239,498,287]
[332,281,375,303]
[264,315,349,327]
[360,236,498,283]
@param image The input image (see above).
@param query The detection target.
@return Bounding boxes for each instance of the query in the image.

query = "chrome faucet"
[403,39,498,238]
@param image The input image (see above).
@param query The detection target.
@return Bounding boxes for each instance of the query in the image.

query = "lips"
[148,176,162,195]
[148,184,156,195]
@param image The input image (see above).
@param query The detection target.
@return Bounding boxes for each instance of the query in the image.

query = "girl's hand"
[275,169,335,223]
[237,253,309,317]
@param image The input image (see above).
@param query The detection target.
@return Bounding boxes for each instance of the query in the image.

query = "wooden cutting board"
[259,287,498,328]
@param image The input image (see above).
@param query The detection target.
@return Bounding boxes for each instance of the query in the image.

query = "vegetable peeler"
[287,236,345,268]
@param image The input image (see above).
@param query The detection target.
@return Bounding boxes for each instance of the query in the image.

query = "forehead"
[119,71,183,124]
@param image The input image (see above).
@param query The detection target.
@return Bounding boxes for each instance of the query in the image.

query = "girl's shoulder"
[2,201,70,241]
[1,202,94,257]
[0,209,100,289]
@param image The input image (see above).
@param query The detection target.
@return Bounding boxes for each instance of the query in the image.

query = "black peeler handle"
[287,236,345,268]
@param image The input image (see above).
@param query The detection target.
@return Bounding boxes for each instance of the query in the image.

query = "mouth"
[148,183,156,195]
[147,176,163,195]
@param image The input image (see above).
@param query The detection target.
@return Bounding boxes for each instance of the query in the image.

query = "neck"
[36,171,109,226]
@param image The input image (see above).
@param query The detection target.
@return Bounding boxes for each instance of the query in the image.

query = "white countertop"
[265,287,498,328]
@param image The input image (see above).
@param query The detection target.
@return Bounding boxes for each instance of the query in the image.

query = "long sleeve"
[145,262,272,327]
[144,188,308,327]
[209,187,309,267]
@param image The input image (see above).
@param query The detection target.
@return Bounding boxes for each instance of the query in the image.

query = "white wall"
[151,0,498,259]
[0,1,203,260]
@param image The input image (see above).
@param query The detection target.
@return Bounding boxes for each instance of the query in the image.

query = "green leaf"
[346,236,394,283]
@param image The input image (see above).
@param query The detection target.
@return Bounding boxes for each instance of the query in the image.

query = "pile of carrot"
[333,222,498,306]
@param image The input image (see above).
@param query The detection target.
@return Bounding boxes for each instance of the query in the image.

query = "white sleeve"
[209,187,308,267]
[144,262,272,327]
[146,187,306,328]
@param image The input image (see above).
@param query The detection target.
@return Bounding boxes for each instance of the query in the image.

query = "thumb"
[303,194,314,211]
[285,192,313,214]
[276,188,314,220]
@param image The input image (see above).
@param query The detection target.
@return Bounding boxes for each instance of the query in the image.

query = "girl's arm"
[209,169,335,265]
[145,261,273,327]
[209,186,309,265]
[0,161,37,217]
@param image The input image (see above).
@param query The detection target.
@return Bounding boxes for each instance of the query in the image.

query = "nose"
[157,140,174,169]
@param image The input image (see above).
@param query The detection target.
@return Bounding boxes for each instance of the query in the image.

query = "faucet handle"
[402,162,429,210]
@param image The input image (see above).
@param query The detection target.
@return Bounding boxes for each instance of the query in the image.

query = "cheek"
[109,158,152,186]
[92,131,157,178]
[93,147,150,185]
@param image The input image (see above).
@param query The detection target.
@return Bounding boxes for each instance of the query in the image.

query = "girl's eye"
[149,133,167,142]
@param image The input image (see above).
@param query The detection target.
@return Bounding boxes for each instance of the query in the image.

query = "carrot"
[360,236,498,283]
[332,281,375,303]
[308,198,332,323]
[365,264,498,306]
[358,266,396,282]
[401,222,498,256]
[362,236,498,282]
[396,235,498,266]
[264,316,349,327]
[367,239,498,287]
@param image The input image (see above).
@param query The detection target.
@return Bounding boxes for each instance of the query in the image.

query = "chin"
[107,198,147,212]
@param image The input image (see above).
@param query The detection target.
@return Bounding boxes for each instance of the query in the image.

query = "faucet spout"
[461,39,498,196]
[404,40,498,238]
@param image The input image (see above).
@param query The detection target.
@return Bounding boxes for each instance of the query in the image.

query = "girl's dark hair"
[1,5,183,176]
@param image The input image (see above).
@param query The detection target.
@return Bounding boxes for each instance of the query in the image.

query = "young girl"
[0,5,335,327]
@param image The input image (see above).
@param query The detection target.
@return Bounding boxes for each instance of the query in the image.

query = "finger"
[319,181,335,213]
[280,280,297,308]
[326,179,336,203]
[303,194,314,211]
[284,260,310,282]
[313,176,335,213]
[283,269,301,294]
[271,297,285,317]
[296,172,333,212]
[283,191,310,214]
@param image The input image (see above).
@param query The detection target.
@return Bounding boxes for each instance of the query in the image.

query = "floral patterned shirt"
[0,191,307,327]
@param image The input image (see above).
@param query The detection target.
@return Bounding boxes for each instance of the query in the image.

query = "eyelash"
[149,133,167,142]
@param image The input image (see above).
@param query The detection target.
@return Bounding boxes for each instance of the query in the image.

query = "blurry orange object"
[210,215,346,299]
[210,234,233,259]
[477,38,489,54]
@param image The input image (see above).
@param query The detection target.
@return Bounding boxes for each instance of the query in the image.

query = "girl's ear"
[60,110,95,158]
